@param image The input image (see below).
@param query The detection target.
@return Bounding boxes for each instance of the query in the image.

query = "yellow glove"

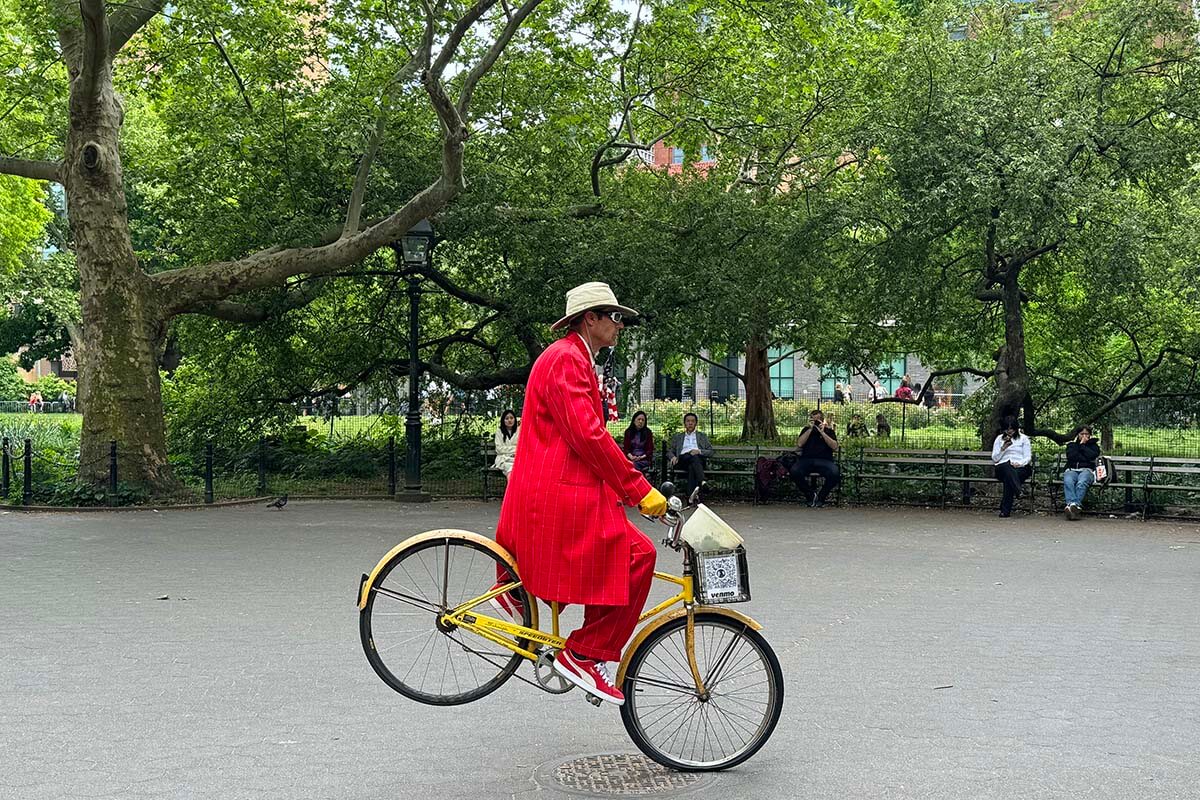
[638,487,668,517]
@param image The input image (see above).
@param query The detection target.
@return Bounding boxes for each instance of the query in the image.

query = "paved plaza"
[2,501,1198,799]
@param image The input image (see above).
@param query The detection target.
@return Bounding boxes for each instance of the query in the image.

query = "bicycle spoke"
[372,585,441,613]
[442,540,451,609]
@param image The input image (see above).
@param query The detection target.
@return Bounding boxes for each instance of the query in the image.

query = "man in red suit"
[495,282,667,705]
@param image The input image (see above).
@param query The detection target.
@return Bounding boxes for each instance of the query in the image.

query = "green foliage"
[844,0,1200,434]
[0,358,26,401]
[2,0,1197,468]
[0,412,80,451]
[30,373,72,399]
[0,176,49,275]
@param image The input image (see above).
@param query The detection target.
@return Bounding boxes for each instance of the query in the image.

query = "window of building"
[699,144,711,162]
[820,367,852,400]
[654,363,692,401]
[708,355,740,401]
[671,147,684,165]
[875,356,908,394]
[947,22,968,40]
[768,348,794,399]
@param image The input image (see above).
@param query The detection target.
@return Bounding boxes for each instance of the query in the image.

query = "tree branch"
[456,0,546,116]
[78,0,110,111]
[343,14,437,238]
[769,348,802,367]
[0,157,62,183]
[689,352,744,381]
[108,0,166,56]
[155,70,469,314]
[210,30,253,113]
[150,1,541,322]
[872,366,998,405]
[429,0,501,79]
[187,279,331,324]
[424,360,532,390]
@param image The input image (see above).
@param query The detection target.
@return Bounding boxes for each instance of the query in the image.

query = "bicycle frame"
[439,569,711,693]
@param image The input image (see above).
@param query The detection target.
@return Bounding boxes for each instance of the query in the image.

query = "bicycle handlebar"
[640,484,691,549]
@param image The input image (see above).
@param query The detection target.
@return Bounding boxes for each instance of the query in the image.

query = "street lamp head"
[401,220,435,267]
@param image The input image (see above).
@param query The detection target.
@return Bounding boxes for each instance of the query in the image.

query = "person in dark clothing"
[1062,426,1101,520]
[847,413,870,438]
[920,383,937,408]
[790,409,841,507]
[622,410,655,477]
[875,414,892,437]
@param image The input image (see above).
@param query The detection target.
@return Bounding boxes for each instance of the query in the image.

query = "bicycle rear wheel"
[360,534,532,705]
[620,613,784,771]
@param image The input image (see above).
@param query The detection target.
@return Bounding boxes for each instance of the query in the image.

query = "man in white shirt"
[668,413,714,498]
[990,417,1033,517]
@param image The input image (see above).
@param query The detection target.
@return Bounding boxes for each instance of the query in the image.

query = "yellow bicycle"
[356,485,783,771]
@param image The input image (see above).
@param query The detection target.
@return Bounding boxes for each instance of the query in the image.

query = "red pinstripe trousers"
[565,527,657,662]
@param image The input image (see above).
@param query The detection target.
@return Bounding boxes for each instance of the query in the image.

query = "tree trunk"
[66,45,174,491]
[741,336,778,440]
[981,272,1030,448]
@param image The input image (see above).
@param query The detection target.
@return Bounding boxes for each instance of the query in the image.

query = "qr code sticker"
[702,553,740,600]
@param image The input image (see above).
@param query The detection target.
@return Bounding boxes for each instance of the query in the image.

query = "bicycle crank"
[533,650,575,694]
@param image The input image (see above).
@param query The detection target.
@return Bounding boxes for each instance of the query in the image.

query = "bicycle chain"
[446,632,566,695]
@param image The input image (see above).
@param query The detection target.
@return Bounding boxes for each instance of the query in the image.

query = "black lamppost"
[397,220,435,502]
[709,390,718,437]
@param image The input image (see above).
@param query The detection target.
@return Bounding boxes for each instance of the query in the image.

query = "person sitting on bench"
[790,410,841,508]
[668,413,714,498]
[1062,426,1101,521]
[991,416,1032,518]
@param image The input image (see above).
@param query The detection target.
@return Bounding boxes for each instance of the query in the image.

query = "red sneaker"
[553,649,624,705]
[487,581,525,622]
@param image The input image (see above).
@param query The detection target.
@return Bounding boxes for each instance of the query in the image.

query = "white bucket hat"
[550,281,640,330]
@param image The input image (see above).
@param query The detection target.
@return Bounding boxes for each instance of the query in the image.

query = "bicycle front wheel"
[620,613,784,771]
[360,534,532,705]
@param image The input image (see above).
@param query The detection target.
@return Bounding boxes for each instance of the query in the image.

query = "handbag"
[1094,456,1114,486]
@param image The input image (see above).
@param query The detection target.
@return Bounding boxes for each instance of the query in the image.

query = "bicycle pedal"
[585,694,603,707]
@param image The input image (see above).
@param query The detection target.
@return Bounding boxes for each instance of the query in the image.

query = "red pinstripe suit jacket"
[496,332,653,606]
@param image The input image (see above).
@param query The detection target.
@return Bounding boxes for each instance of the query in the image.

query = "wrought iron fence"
[2,390,1197,512]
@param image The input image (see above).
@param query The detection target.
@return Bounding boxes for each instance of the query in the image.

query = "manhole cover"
[538,753,715,797]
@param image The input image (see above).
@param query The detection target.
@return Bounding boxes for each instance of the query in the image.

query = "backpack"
[754,456,791,499]
[1095,455,1115,486]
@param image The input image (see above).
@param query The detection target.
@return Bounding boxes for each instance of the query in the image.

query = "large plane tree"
[0,0,547,490]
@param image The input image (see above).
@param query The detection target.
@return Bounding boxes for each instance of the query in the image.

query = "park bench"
[852,448,1038,512]
[944,449,1039,512]
[852,448,952,507]
[661,442,759,498]
[1146,457,1200,516]
[480,438,507,501]
[738,446,847,505]
[659,442,843,505]
[479,434,662,501]
[1048,454,1200,519]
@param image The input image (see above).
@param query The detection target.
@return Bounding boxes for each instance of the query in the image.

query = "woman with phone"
[991,417,1032,518]
[1062,426,1101,520]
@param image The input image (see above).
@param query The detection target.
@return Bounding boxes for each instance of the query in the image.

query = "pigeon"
[266,494,288,509]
